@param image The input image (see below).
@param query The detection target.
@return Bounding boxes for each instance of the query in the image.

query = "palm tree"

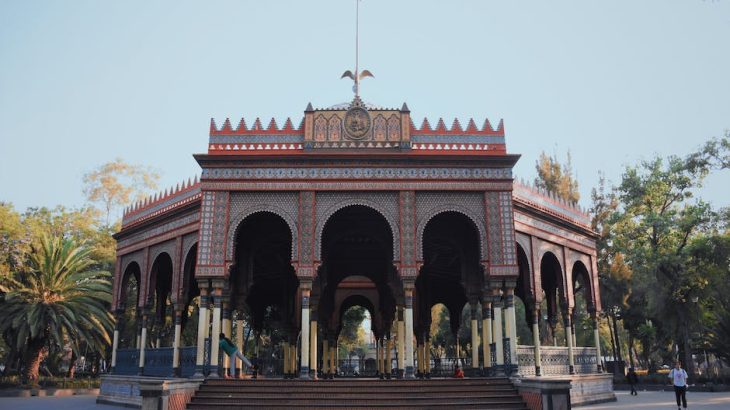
[0,235,113,385]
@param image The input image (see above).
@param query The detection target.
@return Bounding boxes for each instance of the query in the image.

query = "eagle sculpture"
[341,69,374,97]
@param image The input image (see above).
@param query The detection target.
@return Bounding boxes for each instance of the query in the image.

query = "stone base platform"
[98,375,203,410]
[513,373,616,409]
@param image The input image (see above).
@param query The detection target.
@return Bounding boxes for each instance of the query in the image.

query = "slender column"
[300,287,311,378]
[506,287,518,369]
[416,340,422,376]
[322,339,329,378]
[593,315,603,372]
[376,338,383,377]
[566,309,575,374]
[386,336,393,379]
[397,308,405,377]
[283,341,290,376]
[310,310,318,379]
[329,340,336,376]
[209,289,223,378]
[222,305,232,375]
[138,311,148,375]
[533,308,542,376]
[404,287,415,378]
[423,337,431,378]
[135,317,142,349]
[482,301,492,374]
[194,286,209,377]
[111,310,122,373]
[470,302,479,371]
[172,309,183,376]
[235,316,244,377]
[493,294,504,374]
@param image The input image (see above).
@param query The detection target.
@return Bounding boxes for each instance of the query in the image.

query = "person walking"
[668,361,689,410]
[627,367,639,395]
[219,332,253,378]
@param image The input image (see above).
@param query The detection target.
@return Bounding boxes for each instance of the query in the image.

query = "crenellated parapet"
[512,179,591,229]
[206,101,506,155]
[121,177,202,229]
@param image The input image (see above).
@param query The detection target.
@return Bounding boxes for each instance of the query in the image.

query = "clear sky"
[1,0,729,216]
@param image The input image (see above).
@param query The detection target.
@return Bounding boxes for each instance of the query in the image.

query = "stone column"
[194,284,209,377]
[322,338,329,378]
[283,341,290,377]
[111,310,122,373]
[138,310,148,375]
[506,287,518,371]
[209,285,223,378]
[221,303,232,375]
[172,309,183,376]
[234,316,243,377]
[492,290,504,375]
[397,308,405,378]
[592,312,603,373]
[415,339,422,377]
[404,287,415,378]
[565,309,575,375]
[533,308,542,376]
[300,286,311,378]
[136,315,142,349]
[482,301,492,374]
[470,302,480,372]
[376,337,383,378]
[310,310,318,379]
[291,341,298,378]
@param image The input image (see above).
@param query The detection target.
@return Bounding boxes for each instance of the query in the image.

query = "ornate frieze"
[415,192,487,260]
[314,192,400,261]
[514,211,596,250]
[201,181,514,192]
[201,167,512,181]
[226,192,299,261]
[116,212,199,251]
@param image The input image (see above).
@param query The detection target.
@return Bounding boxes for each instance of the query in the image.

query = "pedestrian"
[668,361,688,410]
[453,364,464,379]
[219,332,253,378]
[626,367,638,395]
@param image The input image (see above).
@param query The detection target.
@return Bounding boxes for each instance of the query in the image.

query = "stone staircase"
[186,377,529,409]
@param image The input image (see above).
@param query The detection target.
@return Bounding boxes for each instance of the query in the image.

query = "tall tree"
[82,158,160,226]
[535,151,580,203]
[0,235,113,385]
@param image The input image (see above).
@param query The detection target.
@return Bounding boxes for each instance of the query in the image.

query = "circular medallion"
[344,106,371,140]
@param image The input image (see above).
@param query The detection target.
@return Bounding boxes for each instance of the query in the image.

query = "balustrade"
[516,345,598,376]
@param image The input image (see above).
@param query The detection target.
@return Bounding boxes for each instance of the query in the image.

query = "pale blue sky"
[1,0,729,216]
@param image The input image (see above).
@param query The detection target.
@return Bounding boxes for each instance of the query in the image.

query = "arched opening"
[316,205,398,378]
[180,244,200,346]
[515,243,534,344]
[148,252,174,348]
[416,211,482,376]
[119,262,141,348]
[230,212,296,375]
[540,251,566,346]
[572,261,594,347]
[336,297,374,376]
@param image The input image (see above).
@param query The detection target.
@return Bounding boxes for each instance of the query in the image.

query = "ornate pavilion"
[107,96,610,404]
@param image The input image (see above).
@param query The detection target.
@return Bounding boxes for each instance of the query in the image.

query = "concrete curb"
[0,388,99,397]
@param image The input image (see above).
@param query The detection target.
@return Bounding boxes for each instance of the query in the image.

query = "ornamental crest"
[344,106,371,140]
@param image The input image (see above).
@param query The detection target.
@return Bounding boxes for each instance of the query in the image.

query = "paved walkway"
[2,391,730,409]
[581,390,730,409]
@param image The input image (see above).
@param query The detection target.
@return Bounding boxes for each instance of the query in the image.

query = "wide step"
[186,377,529,410]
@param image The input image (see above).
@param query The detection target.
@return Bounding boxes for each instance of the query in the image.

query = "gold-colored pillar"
[222,302,232,375]
[329,340,336,376]
[322,338,329,377]
[482,301,492,373]
[424,338,431,376]
[385,337,393,379]
[235,316,244,377]
[310,310,318,379]
[470,302,479,371]
[284,341,291,376]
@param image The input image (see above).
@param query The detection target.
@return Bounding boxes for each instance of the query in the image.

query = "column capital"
[299,278,313,290]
